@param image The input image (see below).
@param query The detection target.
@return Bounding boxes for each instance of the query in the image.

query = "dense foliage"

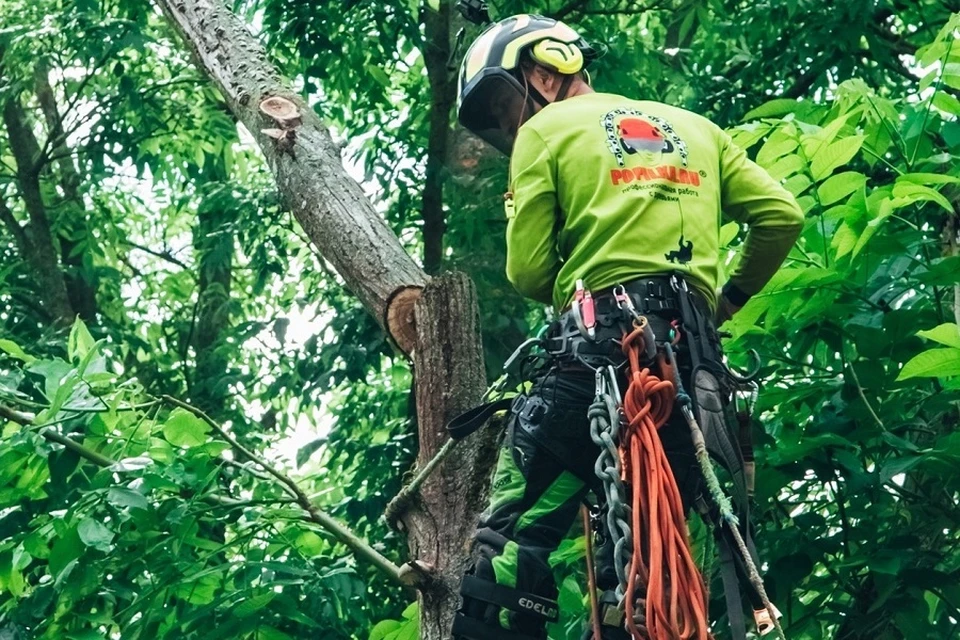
[0,0,958,639]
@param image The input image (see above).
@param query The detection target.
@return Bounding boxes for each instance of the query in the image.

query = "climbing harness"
[443,274,786,640]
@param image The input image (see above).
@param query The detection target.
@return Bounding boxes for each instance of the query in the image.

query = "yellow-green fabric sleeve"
[505,126,561,305]
[717,127,804,300]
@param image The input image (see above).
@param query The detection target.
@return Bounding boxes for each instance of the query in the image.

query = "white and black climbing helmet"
[456,14,597,154]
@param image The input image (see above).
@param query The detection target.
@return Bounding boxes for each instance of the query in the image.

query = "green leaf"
[756,133,799,168]
[783,173,812,197]
[831,223,858,260]
[917,323,960,349]
[162,408,211,448]
[234,592,276,617]
[851,197,895,259]
[77,517,114,551]
[370,620,402,640]
[401,601,418,619]
[67,631,105,640]
[719,221,740,247]
[891,181,953,212]
[49,526,82,577]
[742,98,801,121]
[294,530,325,557]
[67,317,96,362]
[0,339,35,363]
[365,64,391,88]
[106,487,149,512]
[766,153,805,181]
[897,172,960,185]
[897,348,960,381]
[870,553,902,576]
[817,171,866,206]
[932,91,960,115]
[810,135,864,181]
[256,627,294,640]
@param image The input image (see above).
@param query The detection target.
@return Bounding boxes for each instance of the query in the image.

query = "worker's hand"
[715,294,742,326]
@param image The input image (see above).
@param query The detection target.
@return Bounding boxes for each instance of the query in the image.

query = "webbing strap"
[451,614,544,640]
[459,575,560,621]
[719,534,748,640]
[446,397,513,440]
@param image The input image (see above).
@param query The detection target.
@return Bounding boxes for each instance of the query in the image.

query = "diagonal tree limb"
[160,395,425,587]
[0,396,420,588]
[154,0,428,353]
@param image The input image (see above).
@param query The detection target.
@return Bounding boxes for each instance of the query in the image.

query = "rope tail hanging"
[619,321,711,640]
[663,342,788,640]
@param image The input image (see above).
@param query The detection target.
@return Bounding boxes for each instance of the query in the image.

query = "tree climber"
[449,10,803,640]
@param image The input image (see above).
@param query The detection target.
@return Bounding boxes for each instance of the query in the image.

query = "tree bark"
[192,190,233,416]
[421,2,457,275]
[155,0,428,352]
[2,97,75,325]
[34,63,99,321]
[154,2,498,636]
[403,273,499,639]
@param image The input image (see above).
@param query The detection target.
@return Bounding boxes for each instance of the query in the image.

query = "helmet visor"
[458,72,535,155]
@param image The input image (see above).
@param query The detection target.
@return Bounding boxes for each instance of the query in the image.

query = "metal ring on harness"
[726,348,762,383]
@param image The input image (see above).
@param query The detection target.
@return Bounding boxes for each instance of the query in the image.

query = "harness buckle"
[754,604,782,636]
[670,273,689,294]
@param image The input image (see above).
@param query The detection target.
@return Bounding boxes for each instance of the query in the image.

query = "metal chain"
[588,365,633,601]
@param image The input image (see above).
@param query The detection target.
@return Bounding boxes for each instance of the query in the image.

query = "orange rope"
[620,322,711,640]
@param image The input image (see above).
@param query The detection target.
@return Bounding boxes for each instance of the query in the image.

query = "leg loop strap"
[459,575,560,621]
[451,614,544,640]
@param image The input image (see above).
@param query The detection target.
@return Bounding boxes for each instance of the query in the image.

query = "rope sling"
[587,314,786,640]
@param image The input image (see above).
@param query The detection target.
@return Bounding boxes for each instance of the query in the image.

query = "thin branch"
[0,198,28,251]
[160,395,421,587]
[0,403,116,467]
[2,393,421,587]
[121,239,190,270]
[844,357,885,430]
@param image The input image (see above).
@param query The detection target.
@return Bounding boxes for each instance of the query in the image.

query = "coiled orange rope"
[620,323,711,640]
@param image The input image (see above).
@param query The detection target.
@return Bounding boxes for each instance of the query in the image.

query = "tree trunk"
[1,97,75,325]
[191,189,233,416]
[33,63,99,321]
[421,2,457,275]
[154,2,498,636]
[405,273,499,639]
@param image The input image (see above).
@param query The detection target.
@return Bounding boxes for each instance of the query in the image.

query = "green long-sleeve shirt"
[505,92,803,310]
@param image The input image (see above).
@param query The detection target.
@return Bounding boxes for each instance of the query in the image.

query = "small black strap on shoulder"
[446,397,514,440]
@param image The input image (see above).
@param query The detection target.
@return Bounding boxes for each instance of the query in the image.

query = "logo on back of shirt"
[600,108,699,266]
[601,109,688,168]
[618,118,674,164]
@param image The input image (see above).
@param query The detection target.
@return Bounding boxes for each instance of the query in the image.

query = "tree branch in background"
[160,394,422,588]
[0,199,28,251]
[2,96,75,324]
[0,394,419,589]
[34,62,99,320]
[121,239,190,270]
[421,0,455,275]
